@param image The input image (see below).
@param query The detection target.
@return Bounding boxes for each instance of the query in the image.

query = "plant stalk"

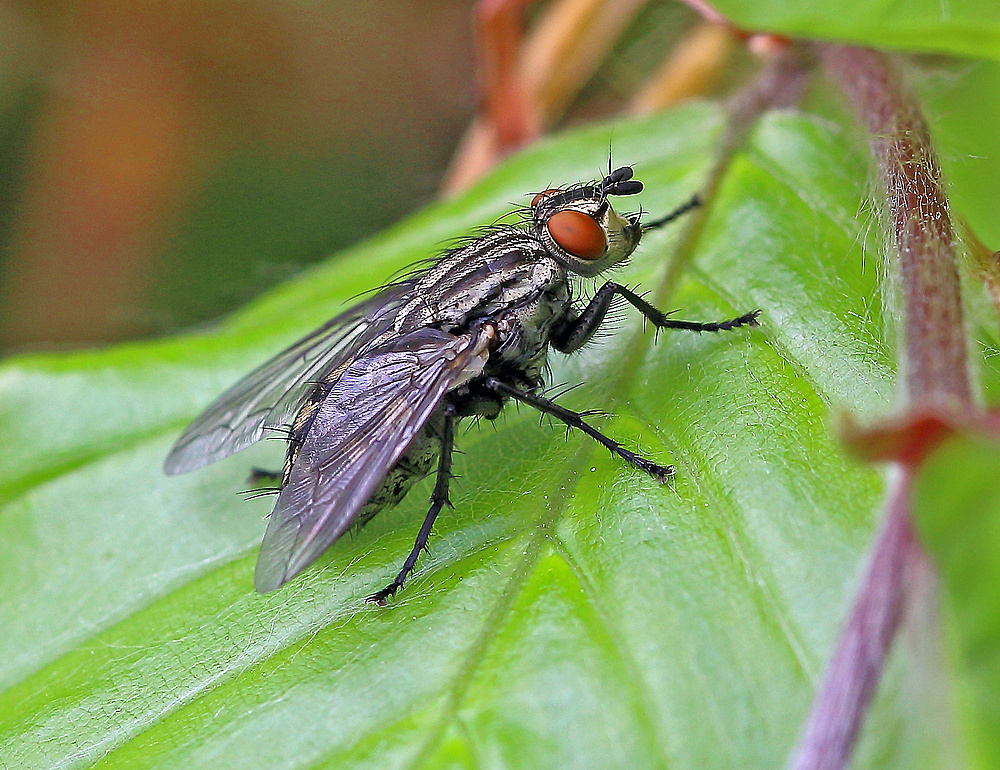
[791,44,973,770]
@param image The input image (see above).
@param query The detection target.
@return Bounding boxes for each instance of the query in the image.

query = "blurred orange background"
[0,0,721,353]
[0,0,478,350]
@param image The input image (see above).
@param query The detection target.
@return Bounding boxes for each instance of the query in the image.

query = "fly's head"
[530,166,646,277]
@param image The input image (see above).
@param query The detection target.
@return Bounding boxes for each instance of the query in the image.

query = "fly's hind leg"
[242,468,285,501]
[247,468,283,484]
[367,403,458,605]
[484,378,674,484]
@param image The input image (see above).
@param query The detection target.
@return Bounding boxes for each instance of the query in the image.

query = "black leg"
[484,378,673,484]
[613,286,761,333]
[553,281,760,354]
[640,194,701,232]
[240,468,286,501]
[367,404,457,605]
[247,467,282,485]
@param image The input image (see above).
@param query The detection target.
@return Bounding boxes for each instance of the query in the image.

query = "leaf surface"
[0,100,984,768]
[713,0,1000,61]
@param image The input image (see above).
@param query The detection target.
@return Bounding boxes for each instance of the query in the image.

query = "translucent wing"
[253,326,492,592]
[164,288,406,475]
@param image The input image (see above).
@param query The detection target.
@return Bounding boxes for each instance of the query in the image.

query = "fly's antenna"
[601,164,643,197]
[641,193,702,232]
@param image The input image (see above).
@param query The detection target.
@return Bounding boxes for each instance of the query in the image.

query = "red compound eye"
[546,210,607,260]
[531,188,561,207]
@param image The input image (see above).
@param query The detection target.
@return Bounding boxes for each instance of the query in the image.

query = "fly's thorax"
[486,256,571,380]
[396,232,572,335]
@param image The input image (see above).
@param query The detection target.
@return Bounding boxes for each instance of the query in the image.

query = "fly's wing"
[164,288,406,475]
[253,325,493,593]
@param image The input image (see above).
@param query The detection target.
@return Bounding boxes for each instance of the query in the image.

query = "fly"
[164,165,760,604]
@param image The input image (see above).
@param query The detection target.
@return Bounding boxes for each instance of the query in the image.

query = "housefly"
[164,165,759,603]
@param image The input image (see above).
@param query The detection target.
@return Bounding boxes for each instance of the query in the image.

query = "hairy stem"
[823,46,970,409]
[791,45,973,770]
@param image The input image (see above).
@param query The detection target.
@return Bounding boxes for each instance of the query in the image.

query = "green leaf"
[712,0,1000,61]
[0,101,954,768]
[920,59,1000,248]
[914,435,1000,770]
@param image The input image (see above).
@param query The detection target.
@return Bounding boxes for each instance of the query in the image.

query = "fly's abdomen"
[352,422,440,529]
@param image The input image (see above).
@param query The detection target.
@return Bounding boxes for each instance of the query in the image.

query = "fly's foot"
[621,451,674,484]
[366,582,402,606]
[729,309,762,329]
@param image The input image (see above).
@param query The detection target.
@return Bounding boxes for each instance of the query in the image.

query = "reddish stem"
[792,46,973,769]
[476,0,537,150]
[792,468,922,770]
[821,46,971,409]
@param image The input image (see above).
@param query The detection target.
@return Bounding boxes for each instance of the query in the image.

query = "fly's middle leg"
[483,377,673,484]
[367,403,458,605]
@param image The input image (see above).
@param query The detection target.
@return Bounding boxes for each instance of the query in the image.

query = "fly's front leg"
[484,378,673,484]
[367,403,457,605]
[552,281,760,354]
